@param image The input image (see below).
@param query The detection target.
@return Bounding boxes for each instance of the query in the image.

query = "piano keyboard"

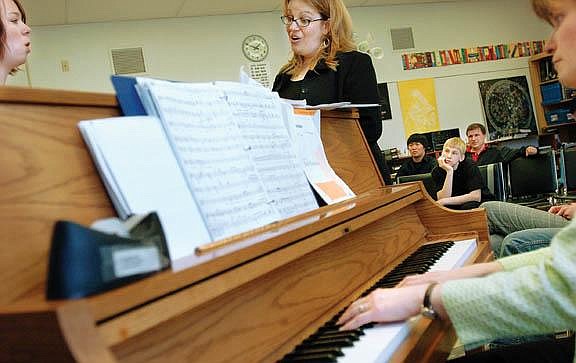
[279,239,477,363]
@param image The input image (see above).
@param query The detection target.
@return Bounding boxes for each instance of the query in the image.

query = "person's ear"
[322,19,330,36]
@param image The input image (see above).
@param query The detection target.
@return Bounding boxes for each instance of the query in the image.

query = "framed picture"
[478,76,536,139]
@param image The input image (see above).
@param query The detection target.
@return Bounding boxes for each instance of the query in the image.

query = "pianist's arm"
[340,222,576,350]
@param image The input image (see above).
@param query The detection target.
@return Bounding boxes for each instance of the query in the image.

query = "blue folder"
[110,75,147,116]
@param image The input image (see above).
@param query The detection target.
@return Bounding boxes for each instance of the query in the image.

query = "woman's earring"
[323,37,331,48]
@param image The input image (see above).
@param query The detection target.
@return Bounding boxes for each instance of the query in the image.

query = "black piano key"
[298,337,355,348]
[292,347,344,356]
[280,352,339,362]
[309,330,363,340]
[304,333,359,343]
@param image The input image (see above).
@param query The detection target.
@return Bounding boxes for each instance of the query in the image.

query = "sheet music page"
[135,77,162,117]
[78,116,212,264]
[143,80,280,241]
[215,81,318,218]
[288,108,356,204]
[79,121,131,218]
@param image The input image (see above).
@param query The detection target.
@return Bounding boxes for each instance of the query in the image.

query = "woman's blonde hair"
[0,0,27,73]
[531,0,561,24]
[280,0,356,74]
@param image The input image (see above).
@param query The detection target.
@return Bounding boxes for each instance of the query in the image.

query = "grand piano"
[0,86,491,363]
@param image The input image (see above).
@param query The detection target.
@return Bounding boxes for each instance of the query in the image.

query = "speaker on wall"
[377,83,392,120]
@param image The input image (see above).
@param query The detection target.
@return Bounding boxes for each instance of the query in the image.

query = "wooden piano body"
[0,87,491,363]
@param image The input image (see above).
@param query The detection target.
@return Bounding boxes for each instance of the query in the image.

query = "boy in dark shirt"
[432,137,491,210]
[397,133,437,177]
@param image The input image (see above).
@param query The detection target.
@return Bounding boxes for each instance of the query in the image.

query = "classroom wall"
[7,0,551,151]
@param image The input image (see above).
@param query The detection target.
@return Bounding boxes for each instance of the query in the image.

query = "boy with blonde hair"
[432,137,492,209]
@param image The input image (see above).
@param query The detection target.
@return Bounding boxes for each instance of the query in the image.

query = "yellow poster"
[398,78,440,138]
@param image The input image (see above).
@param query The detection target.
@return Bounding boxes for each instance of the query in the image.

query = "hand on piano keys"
[398,260,504,288]
[337,284,429,331]
[280,239,480,363]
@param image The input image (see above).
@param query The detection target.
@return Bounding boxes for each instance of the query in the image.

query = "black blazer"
[273,51,382,144]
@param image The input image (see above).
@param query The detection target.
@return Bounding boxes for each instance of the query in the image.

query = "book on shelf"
[80,78,357,271]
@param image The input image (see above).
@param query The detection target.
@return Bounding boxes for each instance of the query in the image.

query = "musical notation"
[143,80,318,241]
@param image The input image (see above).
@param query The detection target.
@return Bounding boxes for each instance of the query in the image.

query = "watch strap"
[421,282,439,319]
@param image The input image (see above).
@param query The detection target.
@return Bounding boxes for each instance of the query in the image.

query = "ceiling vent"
[110,47,147,75]
[390,28,415,51]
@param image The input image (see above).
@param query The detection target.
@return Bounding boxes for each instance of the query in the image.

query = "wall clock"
[242,34,269,62]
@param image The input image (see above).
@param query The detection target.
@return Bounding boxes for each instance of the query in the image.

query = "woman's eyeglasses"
[280,15,326,27]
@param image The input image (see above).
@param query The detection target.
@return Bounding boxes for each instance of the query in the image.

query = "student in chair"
[432,137,492,210]
[396,133,437,178]
[465,122,538,166]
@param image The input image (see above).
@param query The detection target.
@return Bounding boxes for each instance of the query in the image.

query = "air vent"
[390,28,415,51]
[110,47,146,75]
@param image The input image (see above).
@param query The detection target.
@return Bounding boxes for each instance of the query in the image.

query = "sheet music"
[288,108,356,204]
[78,116,212,263]
[135,77,162,117]
[142,80,281,241]
[216,81,318,218]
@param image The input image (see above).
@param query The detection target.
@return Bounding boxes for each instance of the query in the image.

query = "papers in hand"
[286,100,380,110]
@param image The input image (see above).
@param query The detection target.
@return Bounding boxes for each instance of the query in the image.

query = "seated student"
[432,137,492,210]
[466,123,538,165]
[483,201,573,257]
[0,0,30,85]
[396,133,437,178]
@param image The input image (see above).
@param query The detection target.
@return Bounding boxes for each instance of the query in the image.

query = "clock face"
[242,34,269,62]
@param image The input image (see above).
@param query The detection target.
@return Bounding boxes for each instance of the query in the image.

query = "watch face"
[242,34,269,62]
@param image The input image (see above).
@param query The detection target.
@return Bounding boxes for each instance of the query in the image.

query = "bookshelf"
[528,52,576,141]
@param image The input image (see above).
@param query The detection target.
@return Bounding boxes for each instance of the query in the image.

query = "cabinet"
[528,53,576,142]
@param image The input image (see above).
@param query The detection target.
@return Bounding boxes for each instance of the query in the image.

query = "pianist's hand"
[398,270,454,287]
[337,284,429,331]
[399,262,504,288]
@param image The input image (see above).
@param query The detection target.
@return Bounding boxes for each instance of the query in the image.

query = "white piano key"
[337,239,477,363]
[428,238,476,272]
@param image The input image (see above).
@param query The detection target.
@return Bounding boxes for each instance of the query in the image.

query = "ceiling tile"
[361,0,461,5]
[179,0,281,17]
[21,0,471,27]
[66,0,185,24]
[21,0,68,26]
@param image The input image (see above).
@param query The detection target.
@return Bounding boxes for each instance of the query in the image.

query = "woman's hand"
[398,270,455,287]
[337,285,428,331]
[399,262,503,288]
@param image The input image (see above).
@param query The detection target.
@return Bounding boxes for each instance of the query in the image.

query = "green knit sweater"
[443,218,576,360]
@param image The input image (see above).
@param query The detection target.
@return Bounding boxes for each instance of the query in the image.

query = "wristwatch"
[421,282,439,319]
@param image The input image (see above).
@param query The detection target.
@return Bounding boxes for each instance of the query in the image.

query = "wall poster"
[478,76,536,139]
[398,78,440,138]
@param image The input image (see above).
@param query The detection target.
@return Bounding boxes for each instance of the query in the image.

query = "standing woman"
[0,0,30,85]
[272,0,392,185]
